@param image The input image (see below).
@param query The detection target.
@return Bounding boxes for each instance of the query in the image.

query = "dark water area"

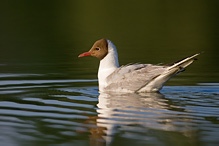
[0,1,219,146]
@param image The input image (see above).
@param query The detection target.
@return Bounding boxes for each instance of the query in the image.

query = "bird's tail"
[138,52,201,92]
[166,52,201,71]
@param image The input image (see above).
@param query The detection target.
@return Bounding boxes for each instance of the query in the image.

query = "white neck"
[98,40,119,91]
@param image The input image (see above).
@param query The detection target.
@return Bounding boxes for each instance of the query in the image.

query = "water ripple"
[0,76,219,145]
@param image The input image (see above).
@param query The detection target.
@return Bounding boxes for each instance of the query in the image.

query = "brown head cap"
[88,38,108,60]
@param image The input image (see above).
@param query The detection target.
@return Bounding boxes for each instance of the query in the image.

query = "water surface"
[0,73,219,146]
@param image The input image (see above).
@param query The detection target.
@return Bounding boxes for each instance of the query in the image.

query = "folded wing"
[105,64,167,92]
[105,52,201,92]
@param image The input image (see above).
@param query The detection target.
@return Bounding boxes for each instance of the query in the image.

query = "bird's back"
[104,53,200,93]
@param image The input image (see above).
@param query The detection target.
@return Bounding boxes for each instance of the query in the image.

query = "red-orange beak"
[78,52,91,57]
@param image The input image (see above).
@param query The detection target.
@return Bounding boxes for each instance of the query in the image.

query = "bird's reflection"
[97,92,167,110]
[90,92,168,146]
[90,92,196,146]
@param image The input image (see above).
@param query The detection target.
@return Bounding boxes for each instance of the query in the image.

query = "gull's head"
[78,38,109,60]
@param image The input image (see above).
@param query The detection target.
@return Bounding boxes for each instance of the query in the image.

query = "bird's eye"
[95,47,100,51]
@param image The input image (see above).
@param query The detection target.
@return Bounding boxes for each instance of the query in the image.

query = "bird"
[78,38,201,93]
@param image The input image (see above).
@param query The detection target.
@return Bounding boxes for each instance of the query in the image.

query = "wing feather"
[105,64,167,92]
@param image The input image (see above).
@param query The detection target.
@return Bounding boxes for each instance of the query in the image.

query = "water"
[0,1,219,146]
[0,73,219,146]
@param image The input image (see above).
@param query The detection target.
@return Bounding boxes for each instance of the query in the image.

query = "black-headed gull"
[78,39,201,93]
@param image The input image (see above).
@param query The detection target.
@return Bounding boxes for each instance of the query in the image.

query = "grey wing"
[105,64,167,92]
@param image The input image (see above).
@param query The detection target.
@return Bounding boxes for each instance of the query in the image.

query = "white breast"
[98,40,119,92]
